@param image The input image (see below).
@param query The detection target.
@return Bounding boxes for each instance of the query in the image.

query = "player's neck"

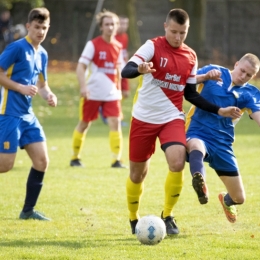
[102,35,113,43]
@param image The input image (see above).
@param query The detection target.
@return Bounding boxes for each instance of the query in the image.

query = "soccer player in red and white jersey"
[70,10,126,168]
[122,8,241,235]
[115,16,130,98]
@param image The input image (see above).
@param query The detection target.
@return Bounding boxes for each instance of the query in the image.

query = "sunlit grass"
[0,73,260,259]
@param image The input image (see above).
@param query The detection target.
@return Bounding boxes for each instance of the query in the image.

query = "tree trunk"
[113,0,141,55]
[172,0,206,59]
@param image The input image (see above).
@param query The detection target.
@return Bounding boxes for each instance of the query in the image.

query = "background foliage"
[0,0,44,9]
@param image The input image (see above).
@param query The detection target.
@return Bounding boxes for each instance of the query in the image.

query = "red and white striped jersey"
[129,36,197,124]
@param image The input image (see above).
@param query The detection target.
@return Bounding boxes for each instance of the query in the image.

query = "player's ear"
[25,23,30,30]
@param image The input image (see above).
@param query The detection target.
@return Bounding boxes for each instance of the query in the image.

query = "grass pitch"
[0,72,260,260]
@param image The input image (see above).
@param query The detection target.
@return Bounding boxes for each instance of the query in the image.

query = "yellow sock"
[163,170,184,218]
[109,131,122,162]
[126,176,144,221]
[71,130,85,160]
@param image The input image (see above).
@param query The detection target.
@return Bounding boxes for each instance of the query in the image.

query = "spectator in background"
[0,9,13,52]
[115,16,130,98]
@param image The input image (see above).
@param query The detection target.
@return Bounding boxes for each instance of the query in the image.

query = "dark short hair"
[166,8,189,25]
[28,7,50,24]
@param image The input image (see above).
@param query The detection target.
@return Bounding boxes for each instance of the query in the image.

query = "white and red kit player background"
[70,10,126,169]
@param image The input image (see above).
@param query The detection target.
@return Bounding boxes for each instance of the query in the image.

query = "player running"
[0,7,57,220]
[122,8,241,235]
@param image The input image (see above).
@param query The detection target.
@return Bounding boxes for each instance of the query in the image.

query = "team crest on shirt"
[26,52,32,61]
[4,141,10,150]
[217,81,223,87]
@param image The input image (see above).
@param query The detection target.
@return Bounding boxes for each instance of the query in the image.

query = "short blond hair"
[96,10,119,27]
[240,53,260,72]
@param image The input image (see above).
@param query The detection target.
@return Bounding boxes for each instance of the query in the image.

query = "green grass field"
[0,72,260,260]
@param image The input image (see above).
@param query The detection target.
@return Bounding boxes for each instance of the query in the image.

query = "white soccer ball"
[135,215,166,245]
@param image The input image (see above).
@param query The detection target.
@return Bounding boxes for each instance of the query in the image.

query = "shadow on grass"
[0,233,193,251]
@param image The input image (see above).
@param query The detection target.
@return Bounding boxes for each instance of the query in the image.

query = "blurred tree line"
[1,0,206,58]
[0,0,44,9]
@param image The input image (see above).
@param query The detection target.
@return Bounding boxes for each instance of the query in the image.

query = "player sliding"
[186,53,260,223]
[122,8,241,235]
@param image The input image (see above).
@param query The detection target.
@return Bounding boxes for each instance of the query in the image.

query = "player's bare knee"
[0,161,14,173]
[130,170,147,183]
[168,161,185,172]
[33,156,49,171]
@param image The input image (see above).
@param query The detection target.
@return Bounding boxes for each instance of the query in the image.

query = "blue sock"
[99,106,107,124]
[224,193,238,206]
[189,150,205,177]
[22,168,45,213]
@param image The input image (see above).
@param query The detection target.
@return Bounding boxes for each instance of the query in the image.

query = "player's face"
[101,17,118,38]
[164,19,189,48]
[26,19,50,48]
[117,18,129,34]
[232,60,258,86]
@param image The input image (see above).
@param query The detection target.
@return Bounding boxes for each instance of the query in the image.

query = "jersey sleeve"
[118,49,125,71]
[0,42,20,70]
[78,41,95,65]
[246,90,260,114]
[39,51,48,82]
[129,40,154,65]
[197,64,222,76]
[186,58,198,84]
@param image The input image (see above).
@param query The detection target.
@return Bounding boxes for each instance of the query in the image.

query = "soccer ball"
[135,215,166,245]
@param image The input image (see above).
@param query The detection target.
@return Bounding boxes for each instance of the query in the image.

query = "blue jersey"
[186,64,260,144]
[0,36,48,117]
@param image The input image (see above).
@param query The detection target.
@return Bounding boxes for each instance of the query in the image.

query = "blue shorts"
[186,133,239,172]
[0,114,46,153]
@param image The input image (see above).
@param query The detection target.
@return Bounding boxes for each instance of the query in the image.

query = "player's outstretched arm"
[184,83,241,118]
[196,69,222,84]
[250,111,260,126]
[218,107,241,119]
[121,61,156,79]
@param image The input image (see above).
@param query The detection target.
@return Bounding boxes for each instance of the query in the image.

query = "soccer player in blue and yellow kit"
[186,53,260,223]
[0,7,57,220]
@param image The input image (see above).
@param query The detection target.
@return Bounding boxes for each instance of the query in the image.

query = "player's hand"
[80,86,89,99]
[205,69,222,82]
[138,62,156,74]
[19,84,38,96]
[47,92,57,107]
[218,107,241,119]
[122,90,130,99]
